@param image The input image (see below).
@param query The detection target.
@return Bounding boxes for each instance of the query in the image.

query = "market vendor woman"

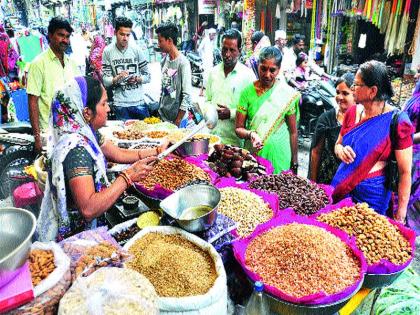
[37,76,164,241]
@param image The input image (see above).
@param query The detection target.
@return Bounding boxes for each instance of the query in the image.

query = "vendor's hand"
[217,104,231,120]
[336,144,356,164]
[250,131,263,151]
[127,156,156,182]
[159,138,169,152]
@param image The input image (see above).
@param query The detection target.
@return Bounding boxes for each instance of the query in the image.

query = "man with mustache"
[27,16,79,154]
[203,29,255,146]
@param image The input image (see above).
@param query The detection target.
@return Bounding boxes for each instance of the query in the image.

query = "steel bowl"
[0,207,36,288]
[160,184,220,232]
[362,268,407,289]
[263,275,364,315]
[176,138,210,156]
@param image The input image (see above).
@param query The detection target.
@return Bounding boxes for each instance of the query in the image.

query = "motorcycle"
[0,122,35,199]
[186,48,222,87]
[295,77,338,137]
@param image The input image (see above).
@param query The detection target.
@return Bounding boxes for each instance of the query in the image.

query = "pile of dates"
[208,144,266,180]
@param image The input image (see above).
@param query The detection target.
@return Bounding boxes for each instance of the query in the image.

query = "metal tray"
[265,277,364,315]
[362,268,406,289]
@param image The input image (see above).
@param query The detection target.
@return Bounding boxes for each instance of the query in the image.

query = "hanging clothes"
[17,31,42,63]
[0,25,19,77]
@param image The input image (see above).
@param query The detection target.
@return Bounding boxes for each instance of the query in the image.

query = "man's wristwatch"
[291,162,299,172]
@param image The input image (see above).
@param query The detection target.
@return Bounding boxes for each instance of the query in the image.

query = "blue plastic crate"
[10,89,29,122]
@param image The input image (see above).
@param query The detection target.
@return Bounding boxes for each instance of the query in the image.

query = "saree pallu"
[332,111,395,214]
[245,82,300,173]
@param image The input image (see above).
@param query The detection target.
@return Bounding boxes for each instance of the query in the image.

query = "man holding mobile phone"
[102,17,152,120]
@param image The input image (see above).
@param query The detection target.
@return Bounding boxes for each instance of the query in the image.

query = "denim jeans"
[113,104,150,120]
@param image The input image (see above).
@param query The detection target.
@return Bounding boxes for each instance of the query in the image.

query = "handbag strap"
[389,109,401,159]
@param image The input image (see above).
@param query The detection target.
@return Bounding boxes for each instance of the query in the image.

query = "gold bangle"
[119,171,133,187]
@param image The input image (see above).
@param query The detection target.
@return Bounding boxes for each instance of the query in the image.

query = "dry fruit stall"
[0,117,417,314]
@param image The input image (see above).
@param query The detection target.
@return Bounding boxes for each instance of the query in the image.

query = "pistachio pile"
[218,187,273,237]
[317,203,412,265]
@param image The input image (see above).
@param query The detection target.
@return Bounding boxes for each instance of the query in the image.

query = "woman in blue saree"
[332,61,414,224]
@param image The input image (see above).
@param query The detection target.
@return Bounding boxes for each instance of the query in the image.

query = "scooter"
[297,77,338,137]
[186,48,223,87]
[0,122,35,199]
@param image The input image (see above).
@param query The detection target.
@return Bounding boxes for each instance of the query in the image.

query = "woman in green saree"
[236,46,301,173]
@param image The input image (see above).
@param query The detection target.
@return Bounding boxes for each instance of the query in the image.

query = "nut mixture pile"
[127,233,217,297]
[145,130,169,139]
[250,173,329,215]
[73,242,127,281]
[29,249,56,286]
[218,187,273,237]
[317,203,412,265]
[137,158,211,190]
[246,223,361,298]
[113,129,144,140]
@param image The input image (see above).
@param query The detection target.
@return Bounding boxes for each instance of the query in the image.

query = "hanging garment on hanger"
[379,0,391,34]
[394,0,411,54]
[17,31,42,63]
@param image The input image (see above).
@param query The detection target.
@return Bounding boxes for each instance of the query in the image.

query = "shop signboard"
[198,0,216,15]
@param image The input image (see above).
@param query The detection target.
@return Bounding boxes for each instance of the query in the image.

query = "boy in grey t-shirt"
[156,23,193,127]
[102,17,152,120]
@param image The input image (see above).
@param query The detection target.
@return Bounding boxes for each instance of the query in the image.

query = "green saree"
[238,80,300,173]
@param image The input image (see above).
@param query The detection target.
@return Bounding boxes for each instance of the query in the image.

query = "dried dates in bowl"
[207,144,266,180]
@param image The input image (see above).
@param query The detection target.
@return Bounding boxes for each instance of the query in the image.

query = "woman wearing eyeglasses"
[236,47,301,174]
[332,60,414,224]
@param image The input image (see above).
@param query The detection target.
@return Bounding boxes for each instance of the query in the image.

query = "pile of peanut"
[317,203,412,265]
[218,187,273,237]
[138,158,211,191]
[246,223,361,298]
[29,249,56,286]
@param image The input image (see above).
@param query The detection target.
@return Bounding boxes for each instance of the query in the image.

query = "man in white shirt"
[274,30,287,55]
[282,34,325,83]
[204,29,255,146]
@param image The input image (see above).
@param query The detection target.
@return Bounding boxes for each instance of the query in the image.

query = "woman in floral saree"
[332,61,413,224]
[236,47,300,173]
[37,76,163,241]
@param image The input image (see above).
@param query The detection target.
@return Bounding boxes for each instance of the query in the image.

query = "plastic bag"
[124,226,228,315]
[58,267,159,315]
[10,242,71,315]
[59,227,129,282]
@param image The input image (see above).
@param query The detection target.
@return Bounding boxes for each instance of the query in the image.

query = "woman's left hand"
[159,138,169,153]
[393,211,406,225]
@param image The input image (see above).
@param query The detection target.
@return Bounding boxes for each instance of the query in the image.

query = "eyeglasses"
[351,83,367,88]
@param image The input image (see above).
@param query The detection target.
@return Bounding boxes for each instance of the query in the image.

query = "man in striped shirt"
[102,17,152,120]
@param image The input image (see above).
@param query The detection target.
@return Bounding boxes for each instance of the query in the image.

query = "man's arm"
[28,94,42,153]
[26,63,43,153]
[175,57,193,126]
[137,48,151,84]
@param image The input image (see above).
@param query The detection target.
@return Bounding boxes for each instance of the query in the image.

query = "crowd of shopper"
[3,13,414,239]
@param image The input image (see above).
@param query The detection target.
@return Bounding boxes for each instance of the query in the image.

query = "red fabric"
[340,105,413,161]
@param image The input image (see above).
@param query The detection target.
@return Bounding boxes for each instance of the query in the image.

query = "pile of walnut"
[317,203,412,265]
[29,249,56,286]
